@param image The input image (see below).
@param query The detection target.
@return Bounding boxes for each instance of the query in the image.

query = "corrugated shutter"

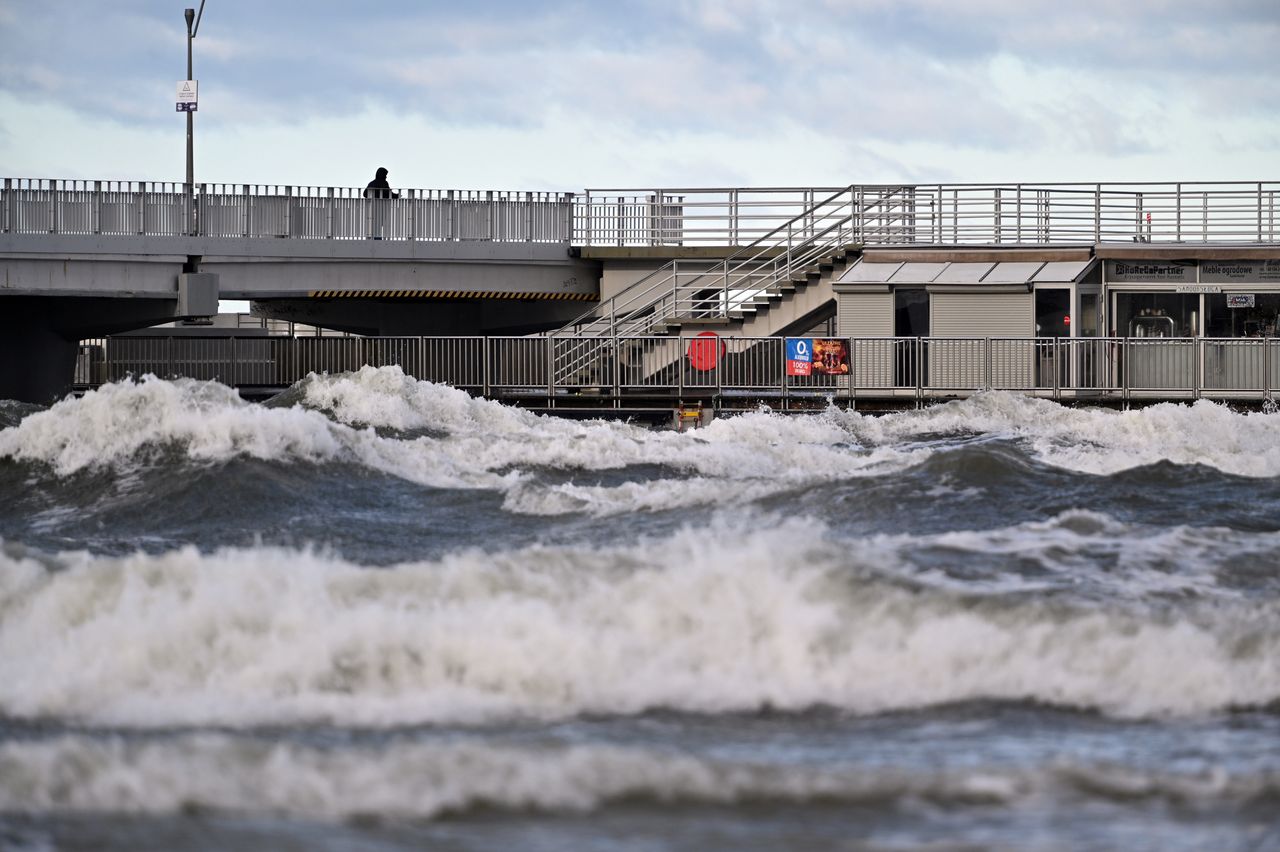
[838,292,894,336]
[839,292,894,388]
[929,293,1034,388]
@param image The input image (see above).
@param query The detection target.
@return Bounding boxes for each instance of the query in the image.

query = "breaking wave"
[2,515,1277,728]
[1,733,1276,821]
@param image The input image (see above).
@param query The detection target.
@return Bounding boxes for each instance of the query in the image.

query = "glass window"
[1205,293,1280,338]
[1113,293,1199,338]
[1079,293,1098,337]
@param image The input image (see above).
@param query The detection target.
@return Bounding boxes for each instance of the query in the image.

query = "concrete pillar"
[0,321,78,404]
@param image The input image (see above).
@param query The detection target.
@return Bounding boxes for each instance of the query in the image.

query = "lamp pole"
[185,7,195,193]
[183,2,205,234]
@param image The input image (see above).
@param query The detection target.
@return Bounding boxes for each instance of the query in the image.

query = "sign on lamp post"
[176,80,198,112]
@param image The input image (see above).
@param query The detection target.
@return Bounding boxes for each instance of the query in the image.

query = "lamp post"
[183,2,205,234]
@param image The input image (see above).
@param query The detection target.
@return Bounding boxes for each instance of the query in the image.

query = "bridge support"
[0,297,192,404]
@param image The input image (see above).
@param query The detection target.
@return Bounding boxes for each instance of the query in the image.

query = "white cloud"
[1,1,1277,190]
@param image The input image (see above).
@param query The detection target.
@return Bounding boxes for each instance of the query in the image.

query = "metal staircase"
[551,185,921,384]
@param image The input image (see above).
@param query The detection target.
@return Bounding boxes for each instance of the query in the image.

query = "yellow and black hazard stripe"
[308,289,597,301]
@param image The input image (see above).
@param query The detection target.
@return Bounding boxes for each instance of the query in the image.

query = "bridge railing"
[7,179,1278,246]
[74,334,1278,406]
[1,179,574,242]
[573,182,1280,246]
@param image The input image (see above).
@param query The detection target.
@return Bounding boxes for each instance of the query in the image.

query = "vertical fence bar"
[1123,338,1130,406]
[1193,338,1201,400]
[1053,337,1061,401]
[1094,184,1101,241]
[984,337,992,390]
[1266,336,1272,402]
[546,335,554,400]
[1175,182,1182,241]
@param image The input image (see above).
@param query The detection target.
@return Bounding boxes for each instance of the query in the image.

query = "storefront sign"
[1201,260,1280,284]
[1174,285,1221,293]
[1106,260,1195,283]
[1226,294,1256,308]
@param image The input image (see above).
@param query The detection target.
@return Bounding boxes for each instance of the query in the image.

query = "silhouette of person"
[364,167,398,200]
[364,167,399,238]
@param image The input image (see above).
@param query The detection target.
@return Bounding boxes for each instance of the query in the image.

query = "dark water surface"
[1,369,1278,850]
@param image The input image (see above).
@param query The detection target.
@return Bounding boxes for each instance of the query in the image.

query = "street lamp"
[183,2,206,232]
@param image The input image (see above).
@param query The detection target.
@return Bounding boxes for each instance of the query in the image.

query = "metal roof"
[837,257,1098,286]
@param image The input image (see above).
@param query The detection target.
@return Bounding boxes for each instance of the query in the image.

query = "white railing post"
[1176,182,1183,241]
[546,335,555,397]
[1094,184,1101,241]
[1265,336,1272,402]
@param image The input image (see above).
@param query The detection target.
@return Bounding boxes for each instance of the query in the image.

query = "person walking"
[364,167,398,200]
[364,167,398,239]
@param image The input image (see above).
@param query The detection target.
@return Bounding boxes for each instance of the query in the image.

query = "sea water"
[0,367,1278,850]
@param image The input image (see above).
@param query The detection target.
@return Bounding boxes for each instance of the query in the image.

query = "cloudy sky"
[2,0,1278,193]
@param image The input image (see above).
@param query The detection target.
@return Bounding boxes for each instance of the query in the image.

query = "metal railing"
[7,179,1277,246]
[2,179,574,242]
[551,186,861,356]
[73,334,1278,406]
[574,182,1280,246]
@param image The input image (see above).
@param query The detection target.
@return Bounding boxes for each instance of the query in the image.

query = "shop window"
[1205,294,1280,338]
[1035,289,1070,337]
[1113,293,1199,338]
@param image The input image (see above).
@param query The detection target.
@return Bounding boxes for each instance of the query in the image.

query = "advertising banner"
[811,338,850,375]
[787,338,850,376]
[786,338,812,376]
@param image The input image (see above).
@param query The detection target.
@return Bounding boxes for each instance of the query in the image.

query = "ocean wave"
[0,372,923,516]
[1,733,1274,821]
[5,372,1277,497]
[839,391,1280,477]
[1,517,1277,728]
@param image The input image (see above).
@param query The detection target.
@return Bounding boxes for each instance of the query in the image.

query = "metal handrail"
[76,334,1280,405]
[7,179,1279,245]
[554,185,857,337]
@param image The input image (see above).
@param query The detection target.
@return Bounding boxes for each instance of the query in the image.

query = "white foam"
[1,517,1276,728]
[836,391,1280,477]
[4,373,1280,521]
[0,371,927,515]
[0,733,1270,820]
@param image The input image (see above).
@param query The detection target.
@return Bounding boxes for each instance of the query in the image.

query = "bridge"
[3,178,1279,403]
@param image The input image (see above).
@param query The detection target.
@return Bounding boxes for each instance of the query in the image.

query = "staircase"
[551,185,917,384]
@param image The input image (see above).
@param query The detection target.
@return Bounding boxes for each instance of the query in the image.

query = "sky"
[1,0,1279,194]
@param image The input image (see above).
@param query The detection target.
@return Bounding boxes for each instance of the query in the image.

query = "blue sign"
[786,338,812,377]
[176,102,198,112]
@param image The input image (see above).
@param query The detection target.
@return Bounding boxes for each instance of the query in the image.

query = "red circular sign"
[687,331,726,371]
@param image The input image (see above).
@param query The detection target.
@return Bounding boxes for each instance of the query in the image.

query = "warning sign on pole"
[176,80,198,112]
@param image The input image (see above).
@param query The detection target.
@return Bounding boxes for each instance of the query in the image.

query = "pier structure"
[3,178,1280,405]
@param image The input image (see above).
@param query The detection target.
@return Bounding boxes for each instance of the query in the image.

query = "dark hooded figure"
[364,167,398,199]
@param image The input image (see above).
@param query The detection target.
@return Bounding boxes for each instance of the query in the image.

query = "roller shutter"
[929,292,1034,389]
[838,292,894,388]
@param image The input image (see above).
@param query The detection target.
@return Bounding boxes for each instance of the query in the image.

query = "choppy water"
[1,367,1279,850]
